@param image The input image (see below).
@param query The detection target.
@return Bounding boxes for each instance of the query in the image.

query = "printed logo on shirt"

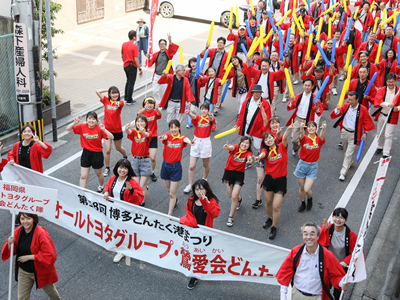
[106,105,118,110]
[198,122,210,128]
[268,153,282,161]
[134,137,146,143]
[167,141,181,148]
[304,143,319,150]
[83,133,99,139]
[146,116,155,121]
[233,156,246,163]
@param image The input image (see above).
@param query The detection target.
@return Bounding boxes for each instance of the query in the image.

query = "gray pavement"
[1,7,400,300]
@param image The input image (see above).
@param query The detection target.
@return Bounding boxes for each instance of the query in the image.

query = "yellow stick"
[370,1,375,12]
[229,7,233,30]
[304,1,309,11]
[291,22,296,34]
[224,46,234,70]
[236,6,240,27]
[383,8,386,23]
[164,60,173,74]
[344,1,347,13]
[293,0,297,16]
[179,46,183,64]
[324,2,339,14]
[331,11,336,22]
[264,28,274,43]
[293,14,304,36]
[375,40,383,64]
[373,17,379,32]
[354,7,359,19]
[306,33,313,60]
[299,15,306,32]
[316,17,323,41]
[344,44,352,71]
[207,22,214,48]
[249,0,255,14]
[381,11,398,27]
[277,10,292,26]
[338,79,349,108]
[284,68,295,98]
[221,63,233,85]
[248,37,259,57]
[346,65,352,81]
[328,19,332,38]
[314,40,325,66]
[214,127,240,139]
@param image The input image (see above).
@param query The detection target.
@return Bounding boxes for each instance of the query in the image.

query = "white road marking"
[93,51,109,65]
[57,49,120,65]
[44,150,82,176]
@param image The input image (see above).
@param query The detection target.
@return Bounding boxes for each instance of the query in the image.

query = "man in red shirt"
[121,30,143,105]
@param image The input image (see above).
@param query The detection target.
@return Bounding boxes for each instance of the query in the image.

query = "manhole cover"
[73,103,86,108]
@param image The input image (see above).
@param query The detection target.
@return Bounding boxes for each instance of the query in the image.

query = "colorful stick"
[241,44,249,57]
[356,138,365,162]
[200,49,209,73]
[324,2,339,14]
[307,0,311,15]
[375,40,383,64]
[317,42,331,67]
[344,44,352,71]
[225,46,234,70]
[164,60,173,74]
[293,14,304,36]
[284,68,295,98]
[196,54,201,78]
[373,17,379,32]
[314,40,325,66]
[331,37,336,63]
[245,20,253,39]
[328,18,332,38]
[229,7,233,30]
[369,1,375,12]
[207,22,214,47]
[344,17,353,41]
[314,76,330,103]
[306,33,313,59]
[364,72,378,95]
[179,46,183,64]
[278,28,284,60]
[277,10,292,26]
[381,12,398,28]
[263,48,270,57]
[186,107,192,127]
[338,78,349,108]
[346,65,352,81]
[316,17,323,41]
[267,11,277,33]
[284,27,291,54]
[236,6,240,27]
[220,63,233,85]
[398,43,400,66]
[221,82,230,103]
[340,11,345,29]
[249,0,255,14]
[364,31,369,43]
[214,127,240,139]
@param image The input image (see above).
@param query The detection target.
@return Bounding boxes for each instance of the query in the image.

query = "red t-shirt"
[271,131,283,143]
[299,135,325,163]
[121,41,139,68]
[192,115,214,138]
[102,96,124,133]
[127,130,152,157]
[262,142,288,177]
[162,133,188,163]
[139,109,161,138]
[224,144,252,173]
[73,123,108,152]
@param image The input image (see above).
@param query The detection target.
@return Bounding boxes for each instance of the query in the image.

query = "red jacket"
[200,48,229,79]
[373,86,400,124]
[301,73,333,109]
[354,42,380,63]
[286,92,323,126]
[229,63,252,97]
[198,76,222,104]
[104,175,144,205]
[348,78,377,109]
[241,65,285,101]
[147,43,179,79]
[158,74,195,113]
[330,102,375,145]
[302,60,331,77]
[236,96,271,138]
[318,224,357,265]
[330,40,348,68]
[273,41,304,74]
[227,33,252,56]
[358,10,375,32]
[376,59,399,88]
[180,197,220,228]
[341,28,362,51]
[376,33,398,54]
[276,244,346,300]
[302,33,328,63]
[351,62,379,83]
[184,69,203,106]
[2,225,58,289]
[7,141,52,173]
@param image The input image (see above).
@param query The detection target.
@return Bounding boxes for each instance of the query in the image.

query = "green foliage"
[35,0,64,80]
[42,86,61,108]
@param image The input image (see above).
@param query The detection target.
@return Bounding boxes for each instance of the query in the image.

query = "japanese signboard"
[2,164,290,285]
[0,180,57,217]
[347,157,391,283]
[14,23,31,103]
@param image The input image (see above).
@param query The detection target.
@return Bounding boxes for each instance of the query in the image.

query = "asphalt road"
[1,12,400,300]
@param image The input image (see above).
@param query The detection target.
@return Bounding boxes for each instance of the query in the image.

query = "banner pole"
[8,210,16,300]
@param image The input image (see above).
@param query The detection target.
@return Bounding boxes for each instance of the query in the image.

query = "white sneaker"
[293,80,299,85]
[227,217,234,227]
[282,98,288,103]
[113,253,125,263]
[339,75,345,81]
[292,149,298,156]
[332,88,338,95]
[339,174,345,181]
[183,184,192,193]
[229,82,233,89]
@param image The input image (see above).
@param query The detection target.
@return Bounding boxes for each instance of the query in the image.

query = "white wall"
[0,0,12,18]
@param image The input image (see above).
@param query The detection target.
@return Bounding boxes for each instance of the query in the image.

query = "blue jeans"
[204,98,214,113]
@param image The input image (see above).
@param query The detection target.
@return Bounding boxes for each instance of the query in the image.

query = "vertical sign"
[14,23,31,103]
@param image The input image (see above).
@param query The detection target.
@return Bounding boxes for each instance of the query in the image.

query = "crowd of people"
[3,0,400,297]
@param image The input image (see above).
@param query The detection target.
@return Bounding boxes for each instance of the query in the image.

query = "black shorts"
[222,170,245,186]
[111,131,123,141]
[149,136,158,149]
[81,149,104,169]
[261,174,287,195]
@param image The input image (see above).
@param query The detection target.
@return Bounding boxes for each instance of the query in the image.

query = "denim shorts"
[294,159,318,179]
[131,156,152,177]
[160,161,182,182]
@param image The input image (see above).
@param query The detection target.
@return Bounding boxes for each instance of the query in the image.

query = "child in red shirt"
[66,111,114,192]
[295,120,326,213]
[125,115,152,206]
[222,136,253,227]
[254,120,295,239]
[158,119,195,215]
[137,97,162,182]
[183,103,215,194]
[96,87,128,177]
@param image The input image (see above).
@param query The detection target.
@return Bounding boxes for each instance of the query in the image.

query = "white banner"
[346,157,391,283]
[0,180,57,217]
[14,23,31,103]
[1,164,290,284]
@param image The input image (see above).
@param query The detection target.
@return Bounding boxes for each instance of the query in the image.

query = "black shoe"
[383,155,389,159]
[96,186,104,193]
[338,141,343,148]
[187,277,198,290]
[139,202,145,207]
[236,197,242,210]
[174,198,178,210]
[263,217,273,229]
[252,199,262,209]
[298,201,306,212]
[375,148,383,155]
[213,111,219,116]
[306,197,313,211]
[269,226,277,239]
[150,173,157,182]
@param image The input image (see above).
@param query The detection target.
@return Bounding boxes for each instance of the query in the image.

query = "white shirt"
[340,104,359,130]
[262,19,268,32]
[270,62,280,87]
[246,97,260,125]
[293,245,322,295]
[258,72,270,99]
[381,87,396,115]
[112,178,126,200]
[205,78,216,100]
[328,229,347,262]
[297,92,312,119]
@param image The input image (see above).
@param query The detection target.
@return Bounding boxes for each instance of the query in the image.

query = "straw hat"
[137,17,146,24]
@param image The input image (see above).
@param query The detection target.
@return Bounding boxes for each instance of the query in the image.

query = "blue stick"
[340,12,345,30]
[221,82,230,103]
[263,48,270,57]
[278,27,284,60]
[321,0,324,12]
[257,8,260,26]
[331,37,336,63]
[395,12,400,32]
[269,0,273,12]
[245,20,253,39]
[196,54,201,78]
[241,44,249,57]
[344,17,353,41]
[309,21,313,35]
[317,42,331,67]
[284,27,291,54]
[375,39,380,43]
[186,107,192,127]
[398,42,400,66]
[364,72,378,95]
[267,11,277,33]
[314,76,330,103]
[200,49,209,74]
[363,32,369,43]
[356,138,365,162]
[308,0,311,15]
[351,57,356,66]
